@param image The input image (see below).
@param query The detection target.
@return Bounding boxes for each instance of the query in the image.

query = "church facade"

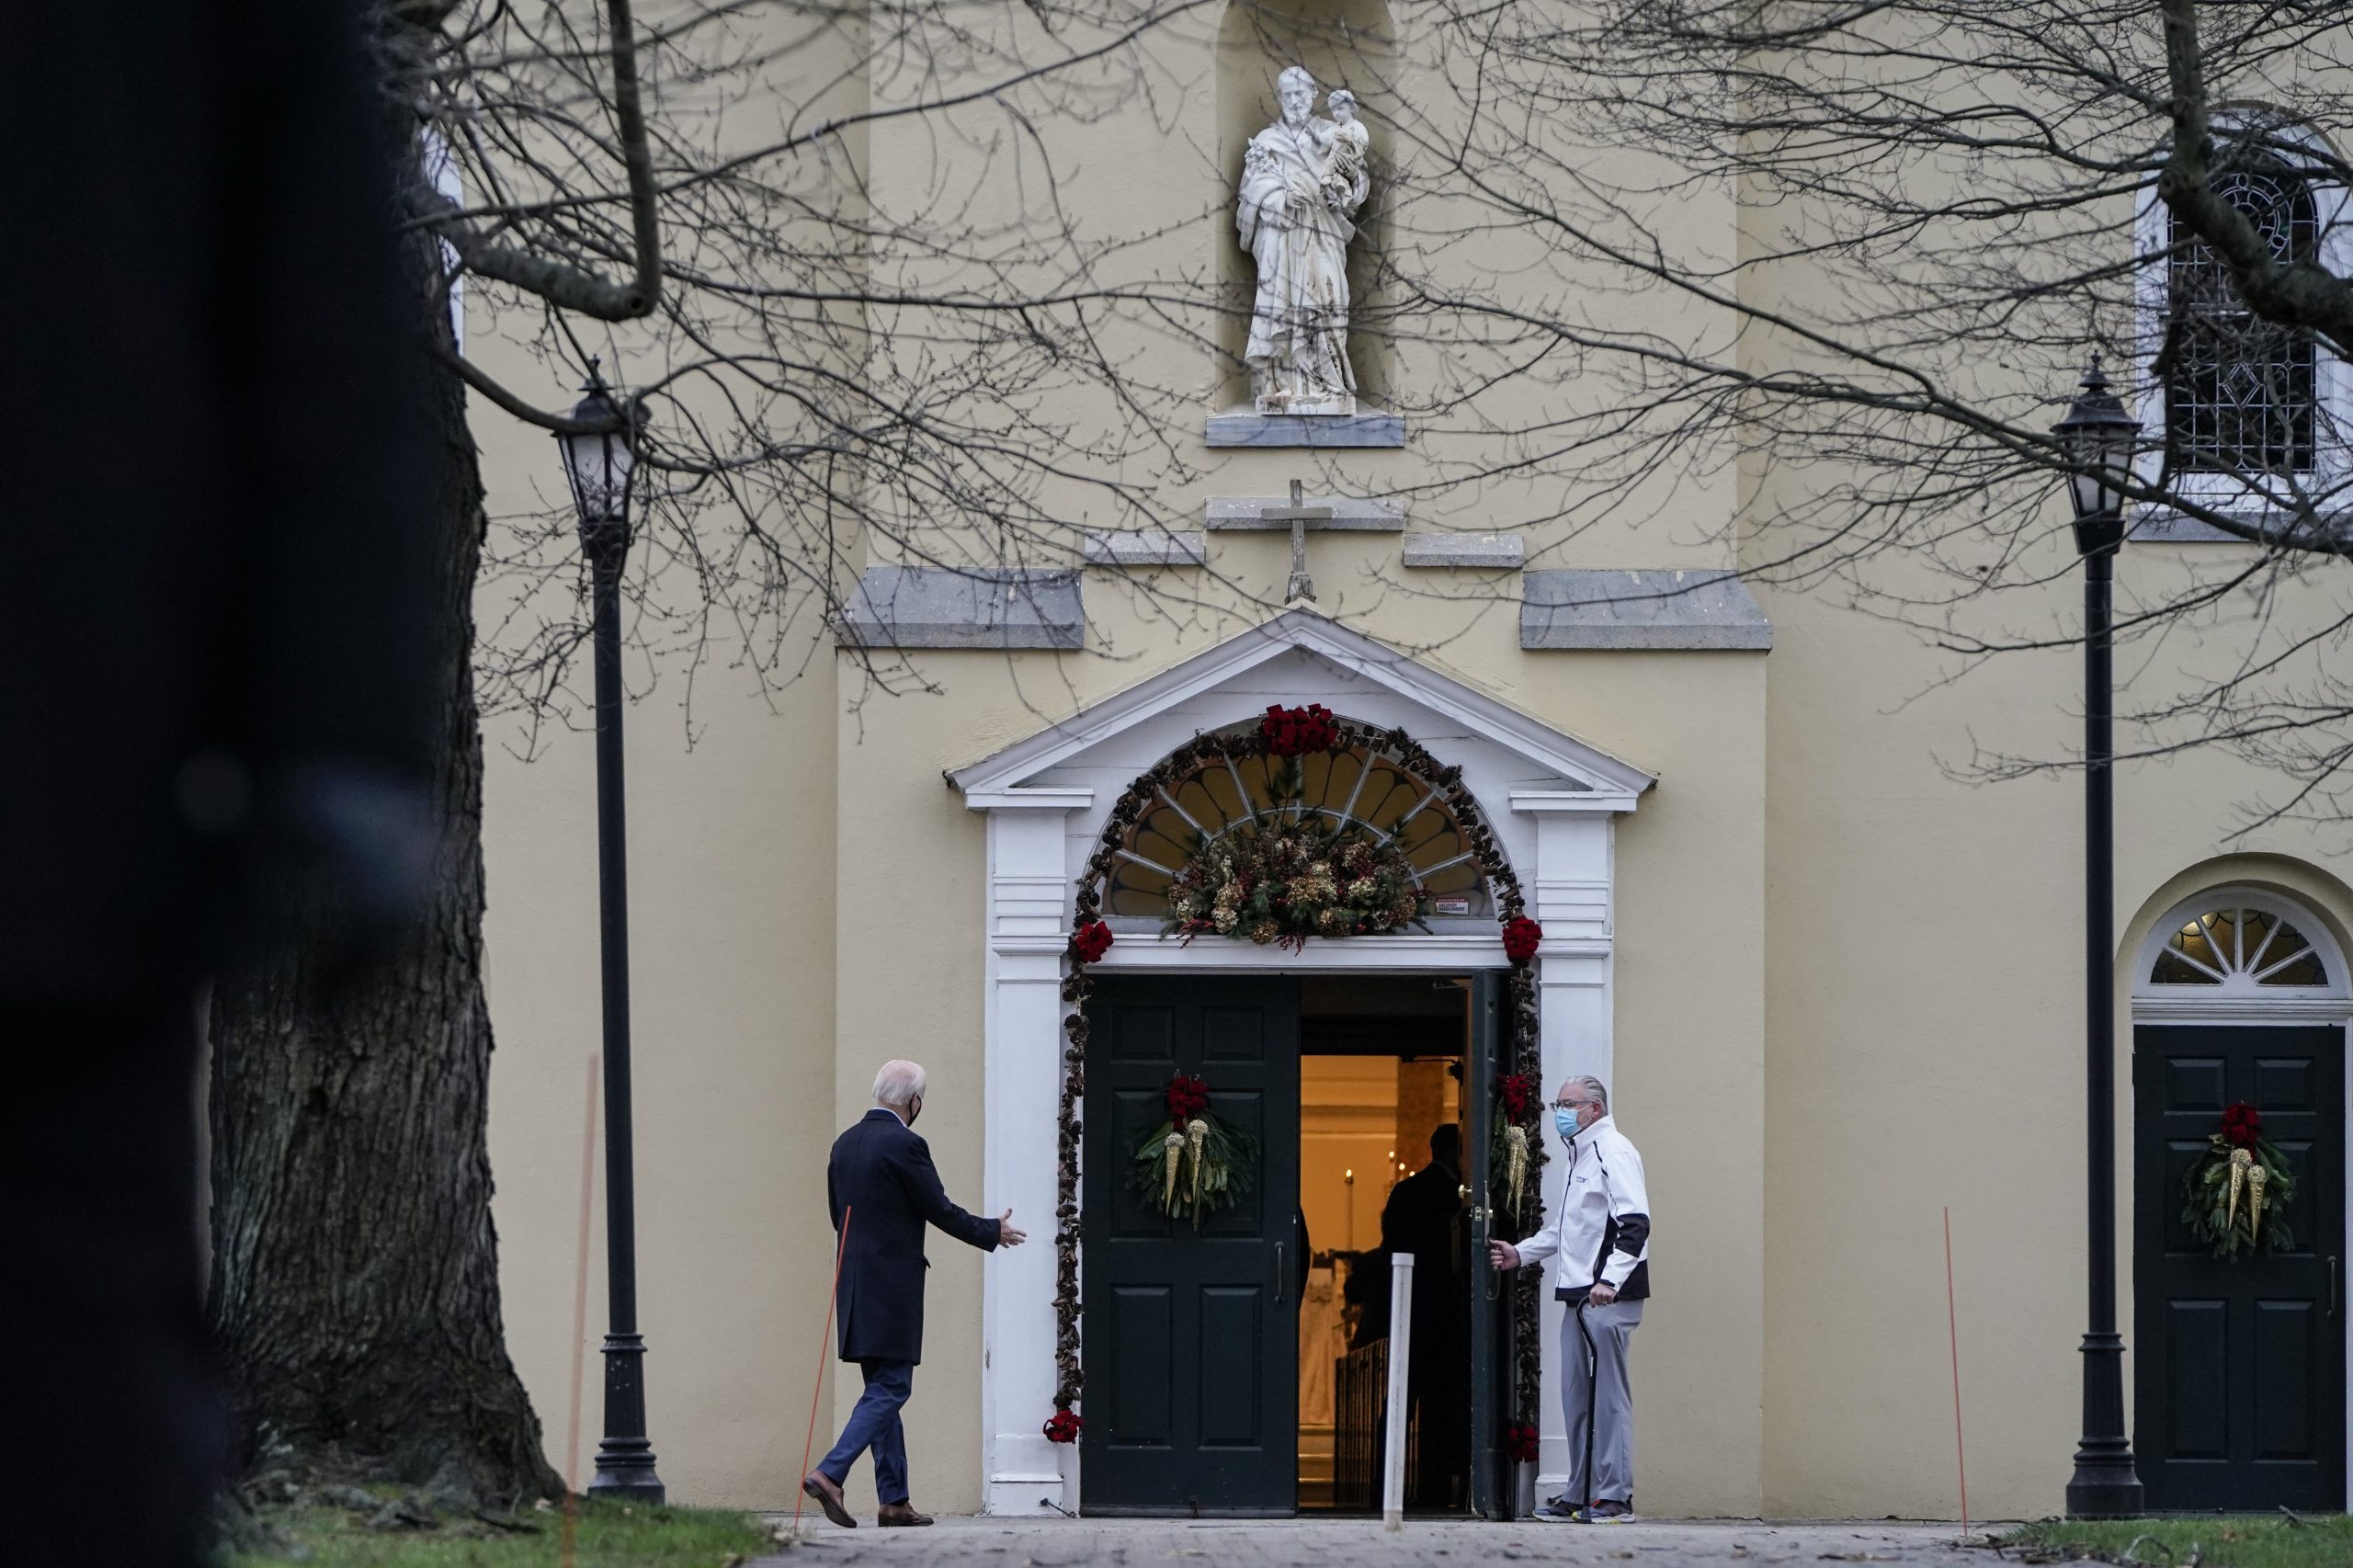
[455,3,2351,1526]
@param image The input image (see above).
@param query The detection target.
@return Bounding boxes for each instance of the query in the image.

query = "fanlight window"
[2150,907,2329,988]
[2165,161,2321,476]
[1105,736,1488,919]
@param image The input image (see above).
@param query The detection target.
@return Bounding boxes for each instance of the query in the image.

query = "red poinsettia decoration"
[1504,1422,1540,1465]
[1042,1409,1083,1445]
[1070,919,1114,965]
[2221,1101,2263,1150]
[1501,915,1543,963]
[1165,1073,1211,1125]
[1496,1073,1535,1123]
[1260,703,1341,757]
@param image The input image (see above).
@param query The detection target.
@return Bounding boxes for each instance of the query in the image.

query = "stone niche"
[1214,0,1398,443]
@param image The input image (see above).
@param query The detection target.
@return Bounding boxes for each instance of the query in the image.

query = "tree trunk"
[205,108,561,1501]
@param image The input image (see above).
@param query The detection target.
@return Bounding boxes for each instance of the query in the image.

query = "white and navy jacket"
[1512,1114,1651,1305]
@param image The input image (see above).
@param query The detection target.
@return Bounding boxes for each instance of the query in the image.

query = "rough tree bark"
[204,9,561,1503]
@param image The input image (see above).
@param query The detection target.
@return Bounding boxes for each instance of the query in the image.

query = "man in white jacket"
[1488,1075,1650,1522]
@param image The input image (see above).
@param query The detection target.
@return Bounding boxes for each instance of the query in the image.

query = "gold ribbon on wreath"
[1502,1124,1529,1227]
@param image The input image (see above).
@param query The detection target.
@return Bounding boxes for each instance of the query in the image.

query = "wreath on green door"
[1131,1074,1259,1227]
[2181,1101,2297,1259]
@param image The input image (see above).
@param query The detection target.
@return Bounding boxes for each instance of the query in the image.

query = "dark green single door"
[1082,975,1301,1515]
[2133,1024,2345,1511]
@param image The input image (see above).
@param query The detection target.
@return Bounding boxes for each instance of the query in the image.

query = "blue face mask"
[1554,1108,1582,1145]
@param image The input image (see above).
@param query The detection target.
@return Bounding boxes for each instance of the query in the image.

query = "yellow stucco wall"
[449,1,2352,1526]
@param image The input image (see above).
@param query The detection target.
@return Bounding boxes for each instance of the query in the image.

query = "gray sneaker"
[1588,1500,1635,1523]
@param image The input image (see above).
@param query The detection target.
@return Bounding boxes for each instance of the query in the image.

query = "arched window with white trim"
[2132,121,2353,536]
[2164,161,2320,477]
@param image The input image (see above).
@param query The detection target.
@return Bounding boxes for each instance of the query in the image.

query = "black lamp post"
[2052,355,2144,1519]
[557,358,665,1504]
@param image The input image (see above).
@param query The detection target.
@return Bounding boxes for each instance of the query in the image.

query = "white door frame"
[968,790,1629,1515]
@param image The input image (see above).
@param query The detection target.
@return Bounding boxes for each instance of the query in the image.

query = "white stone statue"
[1237,67,1370,416]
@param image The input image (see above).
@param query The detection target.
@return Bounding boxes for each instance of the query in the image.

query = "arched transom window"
[1104,728,1489,919]
[2150,904,2331,989]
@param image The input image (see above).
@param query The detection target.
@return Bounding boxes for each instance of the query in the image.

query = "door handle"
[2331,1256,2339,1319]
[1275,1241,1285,1304]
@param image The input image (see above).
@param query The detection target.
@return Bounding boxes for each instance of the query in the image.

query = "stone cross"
[1259,479,1334,602]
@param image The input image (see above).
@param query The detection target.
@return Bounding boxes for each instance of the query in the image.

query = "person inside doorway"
[1381,1124,1471,1508]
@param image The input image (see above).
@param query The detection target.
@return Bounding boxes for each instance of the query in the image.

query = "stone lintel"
[1083,529,1209,567]
[1520,569,1773,652]
[1204,494,1404,531]
[836,565,1083,651]
[1403,531,1525,569]
[1204,405,1406,449]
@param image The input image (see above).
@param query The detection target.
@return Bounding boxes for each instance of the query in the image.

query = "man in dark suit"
[1382,1123,1470,1507]
[802,1060,1025,1528]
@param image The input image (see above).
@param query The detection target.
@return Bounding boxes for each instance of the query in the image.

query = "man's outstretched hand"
[1487,1239,1520,1271]
[998,1209,1028,1247]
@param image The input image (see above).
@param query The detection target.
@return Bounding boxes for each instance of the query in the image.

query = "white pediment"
[950,608,1654,810]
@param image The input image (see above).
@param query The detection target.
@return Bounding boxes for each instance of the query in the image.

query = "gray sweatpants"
[1559,1297,1642,1506]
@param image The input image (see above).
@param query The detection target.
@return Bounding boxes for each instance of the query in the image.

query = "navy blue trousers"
[818,1359,914,1505]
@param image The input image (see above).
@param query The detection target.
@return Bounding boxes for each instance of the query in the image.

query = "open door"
[1465,970,1507,1517]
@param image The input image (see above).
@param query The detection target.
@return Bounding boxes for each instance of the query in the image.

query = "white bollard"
[1381,1251,1415,1530]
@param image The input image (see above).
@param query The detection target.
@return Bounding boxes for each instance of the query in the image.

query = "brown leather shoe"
[877,1502,934,1528]
[801,1471,856,1528]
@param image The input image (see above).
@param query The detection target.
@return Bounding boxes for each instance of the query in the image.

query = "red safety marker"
[1944,1206,1971,1539]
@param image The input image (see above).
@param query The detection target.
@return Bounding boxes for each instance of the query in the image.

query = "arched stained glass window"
[1105,730,1490,919]
[2165,160,2321,476]
[2150,906,2330,988]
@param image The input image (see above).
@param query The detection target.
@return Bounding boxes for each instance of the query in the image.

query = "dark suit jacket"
[829,1108,999,1365]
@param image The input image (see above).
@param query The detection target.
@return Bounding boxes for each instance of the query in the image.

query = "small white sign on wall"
[1432,896,1472,916]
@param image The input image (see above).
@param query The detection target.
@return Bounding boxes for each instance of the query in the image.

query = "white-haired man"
[802,1061,1024,1528]
[1487,1075,1650,1522]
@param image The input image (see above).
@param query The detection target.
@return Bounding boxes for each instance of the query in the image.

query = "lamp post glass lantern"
[2052,354,2139,550]
[560,360,637,534]
[2053,355,2143,1520]
[556,358,665,1503]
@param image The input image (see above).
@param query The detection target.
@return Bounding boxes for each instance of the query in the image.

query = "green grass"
[228,1500,778,1568]
[2005,1514,2353,1568]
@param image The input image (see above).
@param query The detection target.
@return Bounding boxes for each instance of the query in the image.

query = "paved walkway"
[752,1516,2006,1567]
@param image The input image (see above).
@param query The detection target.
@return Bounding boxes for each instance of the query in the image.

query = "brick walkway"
[752,1516,2003,1567]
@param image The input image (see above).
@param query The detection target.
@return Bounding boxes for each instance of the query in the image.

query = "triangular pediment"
[950,608,1654,805]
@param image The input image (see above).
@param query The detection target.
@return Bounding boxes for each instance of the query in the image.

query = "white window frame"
[2131,119,2353,542]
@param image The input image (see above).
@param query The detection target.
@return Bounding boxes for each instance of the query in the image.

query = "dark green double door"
[2134,1025,2346,1511]
[1082,974,1510,1517]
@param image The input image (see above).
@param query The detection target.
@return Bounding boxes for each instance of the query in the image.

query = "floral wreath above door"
[1042,706,1549,1452]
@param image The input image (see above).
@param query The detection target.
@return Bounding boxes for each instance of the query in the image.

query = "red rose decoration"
[1070,920,1114,965]
[1165,1073,1210,1124]
[1496,1073,1535,1123]
[1260,703,1341,757]
[1501,915,1543,963]
[1043,1409,1082,1445]
[2221,1101,2263,1150]
[1504,1422,1540,1465]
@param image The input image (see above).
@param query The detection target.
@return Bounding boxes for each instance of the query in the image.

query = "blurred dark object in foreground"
[0,2,437,1562]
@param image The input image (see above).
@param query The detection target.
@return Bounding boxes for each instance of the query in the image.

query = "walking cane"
[1574,1298,1599,1519]
[791,1206,853,1537]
